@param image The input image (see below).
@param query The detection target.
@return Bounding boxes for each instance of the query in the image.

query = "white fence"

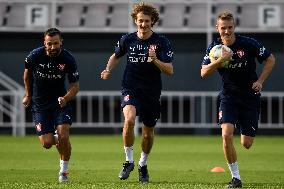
[1,90,284,136]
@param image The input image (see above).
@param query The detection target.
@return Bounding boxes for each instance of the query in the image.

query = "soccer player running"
[201,11,275,188]
[22,28,79,183]
[100,2,173,183]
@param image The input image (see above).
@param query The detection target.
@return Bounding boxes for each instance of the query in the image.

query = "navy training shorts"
[121,89,161,127]
[218,93,260,137]
[32,105,72,136]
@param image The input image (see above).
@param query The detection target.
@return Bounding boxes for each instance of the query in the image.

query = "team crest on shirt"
[36,123,43,132]
[58,64,65,71]
[236,49,245,58]
[218,111,223,120]
[149,44,157,51]
[124,95,130,102]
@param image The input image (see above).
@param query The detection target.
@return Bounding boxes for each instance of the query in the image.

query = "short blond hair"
[131,1,159,26]
[217,11,235,24]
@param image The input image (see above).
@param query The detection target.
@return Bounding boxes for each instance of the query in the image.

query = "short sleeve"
[158,37,174,63]
[24,53,34,70]
[67,56,79,83]
[114,34,128,58]
[250,39,271,63]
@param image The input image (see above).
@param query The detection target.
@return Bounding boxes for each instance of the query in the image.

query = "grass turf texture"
[0,135,283,188]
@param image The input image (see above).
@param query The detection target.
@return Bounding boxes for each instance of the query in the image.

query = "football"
[209,44,233,68]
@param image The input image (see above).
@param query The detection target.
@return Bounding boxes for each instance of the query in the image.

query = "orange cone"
[211,166,225,172]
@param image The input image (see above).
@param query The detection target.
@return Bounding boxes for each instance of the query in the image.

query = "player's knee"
[142,132,153,140]
[124,118,135,128]
[222,134,233,148]
[222,133,233,142]
[42,142,53,149]
[241,141,252,149]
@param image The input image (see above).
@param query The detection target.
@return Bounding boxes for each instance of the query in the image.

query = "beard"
[46,48,61,57]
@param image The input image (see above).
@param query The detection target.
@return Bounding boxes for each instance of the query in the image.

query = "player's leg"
[222,124,242,188]
[219,96,242,188]
[56,124,71,182]
[137,97,159,183]
[54,106,72,183]
[119,104,136,180]
[138,124,154,183]
[241,135,254,149]
[239,100,259,150]
[222,123,237,164]
[39,133,57,149]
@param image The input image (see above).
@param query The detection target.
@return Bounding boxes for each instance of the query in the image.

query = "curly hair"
[131,2,159,26]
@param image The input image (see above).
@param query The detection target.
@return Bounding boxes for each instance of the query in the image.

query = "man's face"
[44,34,62,57]
[216,19,235,45]
[135,12,153,33]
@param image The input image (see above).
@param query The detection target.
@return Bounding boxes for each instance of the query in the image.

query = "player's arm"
[58,81,79,107]
[252,54,276,93]
[201,48,232,78]
[152,59,173,76]
[149,50,173,75]
[101,53,121,80]
[23,69,32,107]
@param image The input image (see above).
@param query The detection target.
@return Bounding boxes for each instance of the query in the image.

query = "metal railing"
[2,90,284,136]
[0,71,25,136]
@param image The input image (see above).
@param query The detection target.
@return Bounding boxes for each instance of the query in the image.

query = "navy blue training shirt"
[115,32,173,96]
[25,46,79,111]
[202,35,271,95]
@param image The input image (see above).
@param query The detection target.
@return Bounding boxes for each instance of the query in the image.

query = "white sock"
[228,162,241,180]
[138,151,149,167]
[124,146,134,163]
[60,160,69,173]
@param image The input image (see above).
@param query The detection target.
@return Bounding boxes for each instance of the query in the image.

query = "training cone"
[211,166,225,172]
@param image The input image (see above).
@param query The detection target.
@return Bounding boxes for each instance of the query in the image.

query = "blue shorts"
[32,105,72,136]
[218,93,260,137]
[121,89,161,127]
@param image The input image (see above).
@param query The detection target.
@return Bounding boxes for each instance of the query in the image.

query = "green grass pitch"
[0,135,283,188]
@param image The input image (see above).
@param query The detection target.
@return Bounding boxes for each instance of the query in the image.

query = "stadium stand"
[6,3,26,27]
[57,3,83,27]
[187,3,208,28]
[279,3,284,28]
[109,3,129,28]
[0,3,6,26]
[84,3,109,28]
[163,3,186,28]
[238,4,259,28]
[0,0,283,32]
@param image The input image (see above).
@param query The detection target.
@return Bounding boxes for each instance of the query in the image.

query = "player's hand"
[22,95,31,108]
[100,69,110,80]
[148,50,157,62]
[58,97,67,107]
[252,81,262,94]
